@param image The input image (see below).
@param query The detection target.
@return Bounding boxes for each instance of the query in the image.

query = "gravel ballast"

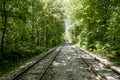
[0,43,120,80]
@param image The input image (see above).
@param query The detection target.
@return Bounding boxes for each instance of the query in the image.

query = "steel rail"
[39,44,64,80]
[78,47,120,75]
[12,44,62,80]
[72,47,105,80]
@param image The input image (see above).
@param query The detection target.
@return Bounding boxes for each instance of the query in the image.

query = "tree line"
[0,0,65,61]
[65,0,120,58]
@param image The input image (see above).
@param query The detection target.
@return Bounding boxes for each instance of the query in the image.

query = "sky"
[63,0,69,2]
[62,0,69,33]
[63,0,69,32]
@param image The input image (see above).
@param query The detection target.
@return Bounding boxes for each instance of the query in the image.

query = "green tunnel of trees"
[0,0,120,74]
[67,0,120,55]
[65,0,120,64]
[0,0,65,72]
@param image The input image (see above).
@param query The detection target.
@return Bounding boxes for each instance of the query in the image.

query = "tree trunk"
[1,0,7,56]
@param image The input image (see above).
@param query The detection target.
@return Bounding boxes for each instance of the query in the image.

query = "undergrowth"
[0,47,45,75]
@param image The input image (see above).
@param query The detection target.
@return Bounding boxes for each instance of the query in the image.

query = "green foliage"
[0,0,65,73]
[65,0,120,59]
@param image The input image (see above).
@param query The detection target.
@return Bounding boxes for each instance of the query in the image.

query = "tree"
[65,0,120,56]
[0,0,65,57]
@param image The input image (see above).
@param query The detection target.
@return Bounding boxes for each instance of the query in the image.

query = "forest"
[65,0,120,65]
[0,0,65,73]
[0,0,120,74]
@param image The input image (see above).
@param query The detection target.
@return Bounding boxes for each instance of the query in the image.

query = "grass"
[0,57,28,74]
[102,54,120,66]
[94,52,120,66]
[79,45,120,66]
[0,49,44,76]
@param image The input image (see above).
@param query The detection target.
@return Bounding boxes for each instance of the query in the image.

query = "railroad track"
[72,46,120,80]
[1,43,119,80]
[72,47,104,80]
[78,47,120,75]
[12,44,64,80]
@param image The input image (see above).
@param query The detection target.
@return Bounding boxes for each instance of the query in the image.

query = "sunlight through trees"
[64,0,120,58]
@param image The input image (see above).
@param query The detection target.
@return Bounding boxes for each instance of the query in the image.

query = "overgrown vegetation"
[1,0,120,74]
[0,0,65,74]
[64,0,120,65]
